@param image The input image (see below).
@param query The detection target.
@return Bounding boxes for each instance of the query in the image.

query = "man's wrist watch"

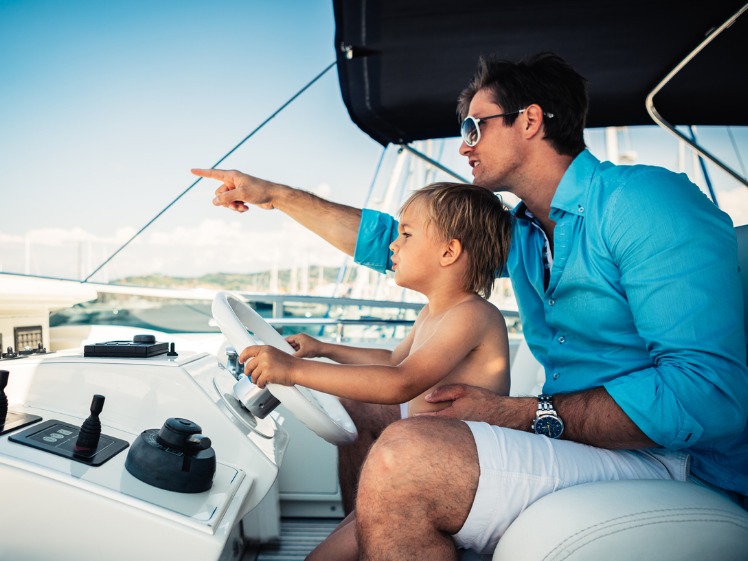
[532,394,564,438]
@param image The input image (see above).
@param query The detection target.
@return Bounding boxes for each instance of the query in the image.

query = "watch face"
[534,416,564,439]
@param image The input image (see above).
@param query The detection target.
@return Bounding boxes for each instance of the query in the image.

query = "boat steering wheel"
[211,291,358,445]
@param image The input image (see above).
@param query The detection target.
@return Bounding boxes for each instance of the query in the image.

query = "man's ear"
[522,104,546,139]
[440,239,463,266]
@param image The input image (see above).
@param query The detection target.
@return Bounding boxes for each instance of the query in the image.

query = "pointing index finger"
[191,168,229,181]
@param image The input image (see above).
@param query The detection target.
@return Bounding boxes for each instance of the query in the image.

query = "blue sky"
[1,0,746,283]
[0,0,390,280]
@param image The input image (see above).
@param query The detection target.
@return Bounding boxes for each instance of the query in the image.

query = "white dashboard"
[0,340,287,561]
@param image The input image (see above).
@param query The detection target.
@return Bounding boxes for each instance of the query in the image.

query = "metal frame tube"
[645,4,748,189]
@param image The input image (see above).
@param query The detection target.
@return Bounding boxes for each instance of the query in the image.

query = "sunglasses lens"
[461,117,479,146]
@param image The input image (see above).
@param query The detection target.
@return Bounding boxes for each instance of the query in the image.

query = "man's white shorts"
[453,421,689,554]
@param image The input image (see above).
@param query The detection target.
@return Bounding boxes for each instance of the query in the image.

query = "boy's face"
[389,200,444,291]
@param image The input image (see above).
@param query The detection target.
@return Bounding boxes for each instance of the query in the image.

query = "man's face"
[459,89,524,193]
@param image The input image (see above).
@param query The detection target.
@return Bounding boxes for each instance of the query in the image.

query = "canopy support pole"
[399,144,471,184]
[646,3,748,189]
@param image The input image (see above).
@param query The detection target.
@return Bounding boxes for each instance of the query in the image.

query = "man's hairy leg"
[356,417,479,561]
[338,399,401,514]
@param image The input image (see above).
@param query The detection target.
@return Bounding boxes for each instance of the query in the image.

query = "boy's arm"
[319,343,393,365]
[241,302,488,403]
[322,323,416,365]
[288,332,393,364]
[388,322,417,365]
[289,312,418,365]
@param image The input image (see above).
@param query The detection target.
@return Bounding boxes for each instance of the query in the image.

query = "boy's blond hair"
[399,182,512,299]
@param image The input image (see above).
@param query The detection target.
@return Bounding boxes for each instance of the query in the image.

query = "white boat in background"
[1,1,747,560]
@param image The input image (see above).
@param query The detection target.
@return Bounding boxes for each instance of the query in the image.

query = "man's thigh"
[455,421,689,554]
[356,417,481,555]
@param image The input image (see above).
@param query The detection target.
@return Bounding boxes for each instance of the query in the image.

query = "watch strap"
[537,394,556,413]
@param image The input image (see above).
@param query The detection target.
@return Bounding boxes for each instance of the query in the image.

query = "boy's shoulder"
[448,294,504,319]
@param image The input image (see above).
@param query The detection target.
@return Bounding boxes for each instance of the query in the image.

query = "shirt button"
[553,372,560,380]
[548,299,555,306]
[578,205,585,213]
[558,336,566,344]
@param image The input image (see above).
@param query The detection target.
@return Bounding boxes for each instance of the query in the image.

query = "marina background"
[1,0,746,290]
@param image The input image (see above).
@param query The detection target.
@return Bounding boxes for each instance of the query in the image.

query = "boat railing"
[48,285,521,346]
[263,317,417,343]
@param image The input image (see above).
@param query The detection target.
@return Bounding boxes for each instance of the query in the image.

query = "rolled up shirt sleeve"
[353,208,399,274]
[600,169,748,449]
[605,367,706,450]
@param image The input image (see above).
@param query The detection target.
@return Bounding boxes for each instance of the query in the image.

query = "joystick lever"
[0,369,43,435]
[74,394,105,455]
[0,370,9,421]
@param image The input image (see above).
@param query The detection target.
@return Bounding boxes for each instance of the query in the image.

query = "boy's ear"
[440,239,463,266]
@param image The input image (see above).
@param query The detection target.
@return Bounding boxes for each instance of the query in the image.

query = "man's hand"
[422,384,535,430]
[239,345,300,388]
[286,333,326,358]
[191,168,285,213]
[192,166,362,257]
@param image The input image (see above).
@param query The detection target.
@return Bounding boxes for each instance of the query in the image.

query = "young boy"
[239,182,513,560]
[240,181,513,415]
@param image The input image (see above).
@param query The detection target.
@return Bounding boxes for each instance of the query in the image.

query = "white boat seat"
[490,225,748,560]
[509,338,545,397]
[493,480,748,561]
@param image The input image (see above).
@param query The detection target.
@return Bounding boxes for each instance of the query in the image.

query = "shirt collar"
[511,149,600,221]
[549,149,599,218]
[511,201,533,220]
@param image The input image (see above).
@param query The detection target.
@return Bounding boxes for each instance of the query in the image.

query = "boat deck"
[247,518,342,561]
[246,517,493,561]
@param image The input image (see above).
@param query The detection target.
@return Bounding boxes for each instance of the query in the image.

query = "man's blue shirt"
[353,149,748,495]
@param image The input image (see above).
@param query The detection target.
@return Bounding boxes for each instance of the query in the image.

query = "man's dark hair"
[457,52,588,156]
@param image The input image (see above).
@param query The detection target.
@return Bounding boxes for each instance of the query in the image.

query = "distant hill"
[114,266,345,292]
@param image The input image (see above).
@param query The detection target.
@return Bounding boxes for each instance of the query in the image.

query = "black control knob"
[133,334,156,344]
[125,417,216,493]
[157,417,211,452]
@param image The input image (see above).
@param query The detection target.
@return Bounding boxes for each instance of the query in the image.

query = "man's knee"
[357,417,479,535]
[361,418,427,474]
[360,417,476,492]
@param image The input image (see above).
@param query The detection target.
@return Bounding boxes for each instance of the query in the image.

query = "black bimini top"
[333,0,748,145]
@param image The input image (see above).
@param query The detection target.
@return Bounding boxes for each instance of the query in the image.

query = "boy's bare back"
[401,294,510,416]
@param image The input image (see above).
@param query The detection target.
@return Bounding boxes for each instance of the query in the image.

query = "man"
[194,53,748,559]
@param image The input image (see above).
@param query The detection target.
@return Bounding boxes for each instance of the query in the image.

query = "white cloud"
[0,217,348,280]
[311,182,332,199]
[718,187,748,226]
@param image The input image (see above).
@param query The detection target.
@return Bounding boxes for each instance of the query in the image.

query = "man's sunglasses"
[460,108,555,147]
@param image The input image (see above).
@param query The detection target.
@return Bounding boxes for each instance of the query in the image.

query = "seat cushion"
[493,479,748,561]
